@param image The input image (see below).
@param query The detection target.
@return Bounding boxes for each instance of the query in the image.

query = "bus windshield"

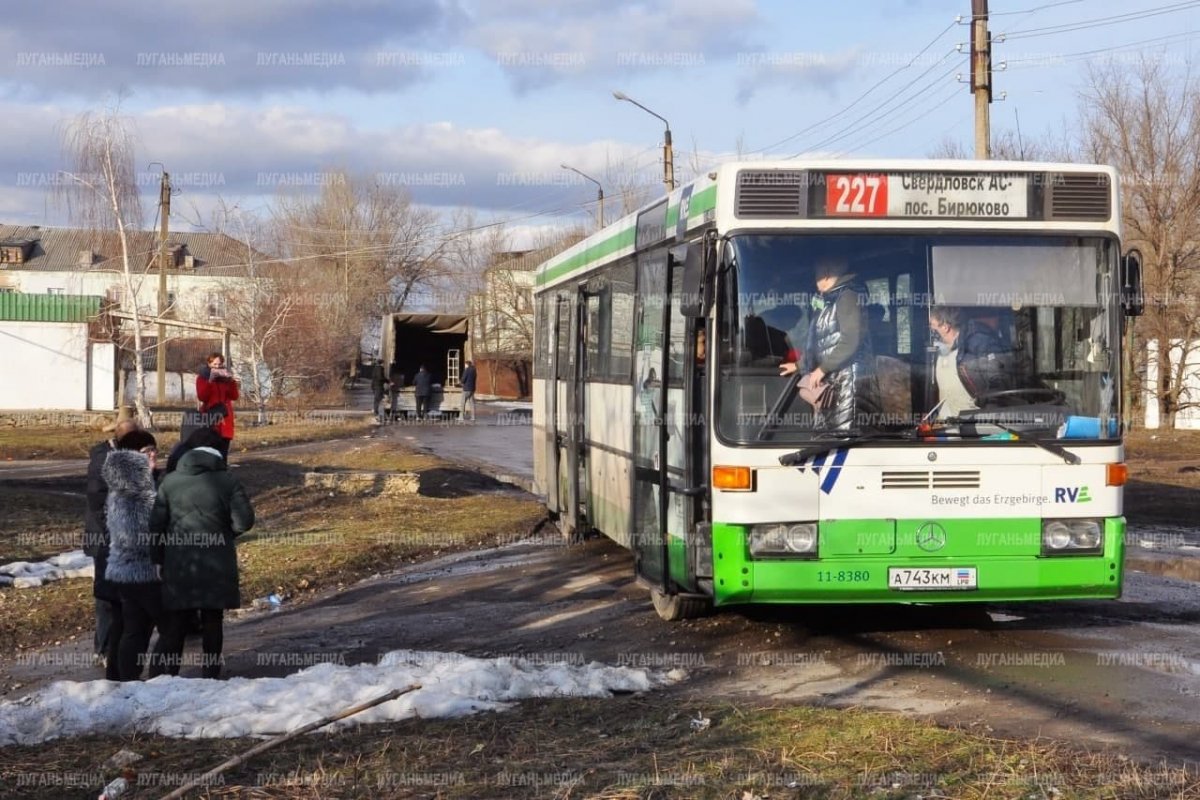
[715,233,1120,445]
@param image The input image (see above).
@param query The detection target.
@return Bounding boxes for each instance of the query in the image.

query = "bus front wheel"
[650,588,711,621]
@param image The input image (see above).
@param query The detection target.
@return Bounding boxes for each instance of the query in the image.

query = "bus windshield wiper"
[779,430,913,466]
[942,417,1080,465]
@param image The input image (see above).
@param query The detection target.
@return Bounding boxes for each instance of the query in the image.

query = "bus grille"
[1048,173,1111,220]
[735,170,808,217]
[881,470,981,489]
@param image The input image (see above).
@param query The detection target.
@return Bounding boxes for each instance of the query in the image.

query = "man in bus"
[927,306,1012,419]
[780,256,878,431]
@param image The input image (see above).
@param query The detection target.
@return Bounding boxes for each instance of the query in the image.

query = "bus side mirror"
[679,244,710,318]
[1121,249,1144,317]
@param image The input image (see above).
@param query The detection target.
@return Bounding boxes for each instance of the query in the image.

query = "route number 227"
[827,173,887,216]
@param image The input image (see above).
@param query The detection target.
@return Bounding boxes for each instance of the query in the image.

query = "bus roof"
[534,159,1120,291]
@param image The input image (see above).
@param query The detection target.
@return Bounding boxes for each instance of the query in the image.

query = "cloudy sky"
[1,0,1197,237]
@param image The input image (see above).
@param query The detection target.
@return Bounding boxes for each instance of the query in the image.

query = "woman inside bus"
[927,305,1013,419]
[780,256,879,431]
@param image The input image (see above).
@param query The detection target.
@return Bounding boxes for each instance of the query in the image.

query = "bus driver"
[928,306,1012,419]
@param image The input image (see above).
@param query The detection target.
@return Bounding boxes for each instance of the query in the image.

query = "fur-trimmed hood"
[103,449,155,494]
[103,450,159,585]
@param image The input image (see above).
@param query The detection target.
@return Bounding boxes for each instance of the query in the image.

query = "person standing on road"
[85,416,139,672]
[461,360,477,422]
[414,364,433,419]
[370,360,390,423]
[151,443,255,679]
[103,430,170,681]
[195,352,239,460]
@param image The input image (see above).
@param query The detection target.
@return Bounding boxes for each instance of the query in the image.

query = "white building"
[0,225,264,409]
[0,293,115,411]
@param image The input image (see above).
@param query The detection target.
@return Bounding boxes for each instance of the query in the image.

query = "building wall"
[1144,339,1200,429]
[0,321,91,409]
[475,358,530,399]
[14,270,240,330]
[90,342,117,411]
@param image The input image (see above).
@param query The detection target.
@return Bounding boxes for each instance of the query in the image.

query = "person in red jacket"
[195,352,238,459]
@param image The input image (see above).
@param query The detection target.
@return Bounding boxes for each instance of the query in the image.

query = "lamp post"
[561,164,605,230]
[612,90,675,193]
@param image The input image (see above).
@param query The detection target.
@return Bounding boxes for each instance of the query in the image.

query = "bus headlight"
[1041,518,1103,555]
[748,523,818,557]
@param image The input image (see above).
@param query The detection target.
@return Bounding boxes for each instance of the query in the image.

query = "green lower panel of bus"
[711,517,1125,605]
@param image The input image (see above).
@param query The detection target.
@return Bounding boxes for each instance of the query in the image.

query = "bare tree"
[56,104,153,425]
[205,201,295,423]
[272,170,456,381]
[605,153,658,216]
[468,226,585,397]
[1081,58,1200,428]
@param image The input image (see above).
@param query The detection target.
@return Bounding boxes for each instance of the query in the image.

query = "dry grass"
[0,419,374,461]
[4,695,1195,799]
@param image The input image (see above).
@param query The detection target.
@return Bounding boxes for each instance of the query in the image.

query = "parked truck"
[377,313,470,419]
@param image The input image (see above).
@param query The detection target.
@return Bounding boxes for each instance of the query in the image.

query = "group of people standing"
[370,360,477,422]
[84,352,255,681]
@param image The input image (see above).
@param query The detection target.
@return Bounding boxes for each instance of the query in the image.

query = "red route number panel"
[826,173,888,217]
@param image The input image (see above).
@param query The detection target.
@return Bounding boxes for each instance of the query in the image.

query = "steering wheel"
[973,387,1067,407]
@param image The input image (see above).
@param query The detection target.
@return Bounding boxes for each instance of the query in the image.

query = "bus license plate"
[888,567,977,591]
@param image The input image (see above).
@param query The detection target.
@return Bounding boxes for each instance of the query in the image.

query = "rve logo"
[1054,486,1092,503]
[790,448,848,494]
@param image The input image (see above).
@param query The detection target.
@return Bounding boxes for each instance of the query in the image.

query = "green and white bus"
[531,159,1143,620]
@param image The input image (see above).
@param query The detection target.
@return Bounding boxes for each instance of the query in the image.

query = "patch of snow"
[0,649,683,746]
[0,550,92,589]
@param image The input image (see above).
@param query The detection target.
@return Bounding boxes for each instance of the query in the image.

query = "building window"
[158,291,177,316]
[46,287,65,295]
[207,292,226,319]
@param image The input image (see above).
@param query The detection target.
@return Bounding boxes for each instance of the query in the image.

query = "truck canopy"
[382,313,470,388]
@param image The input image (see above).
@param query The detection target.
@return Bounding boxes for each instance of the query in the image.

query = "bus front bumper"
[711,518,1125,605]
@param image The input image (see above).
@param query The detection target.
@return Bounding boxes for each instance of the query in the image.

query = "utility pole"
[971,0,992,159]
[663,127,675,193]
[156,170,171,404]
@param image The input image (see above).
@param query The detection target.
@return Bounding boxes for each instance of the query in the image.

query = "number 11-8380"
[826,173,888,216]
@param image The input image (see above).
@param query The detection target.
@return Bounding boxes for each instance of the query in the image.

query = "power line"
[1001,0,1200,40]
[1005,28,1200,67]
[790,54,967,156]
[990,0,1086,16]
[835,82,963,156]
[745,19,960,156]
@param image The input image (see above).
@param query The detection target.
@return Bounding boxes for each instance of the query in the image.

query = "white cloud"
[466,0,760,90]
[0,101,657,227]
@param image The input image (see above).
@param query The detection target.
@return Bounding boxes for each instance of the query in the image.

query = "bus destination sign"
[823,172,1029,219]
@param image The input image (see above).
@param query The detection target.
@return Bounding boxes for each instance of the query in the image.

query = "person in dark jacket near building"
[85,418,139,672]
[928,306,1014,419]
[103,430,170,681]
[413,364,433,419]
[369,360,390,422]
[460,360,477,421]
[151,445,255,679]
[195,352,238,459]
[780,256,880,432]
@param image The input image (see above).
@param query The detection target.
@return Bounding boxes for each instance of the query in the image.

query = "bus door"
[545,293,571,519]
[564,282,592,537]
[632,247,690,590]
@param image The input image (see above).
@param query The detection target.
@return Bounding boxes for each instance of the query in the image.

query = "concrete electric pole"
[971,0,992,159]
[155,170,171,404]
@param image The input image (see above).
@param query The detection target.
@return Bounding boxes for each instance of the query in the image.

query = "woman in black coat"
[150,445,254,679]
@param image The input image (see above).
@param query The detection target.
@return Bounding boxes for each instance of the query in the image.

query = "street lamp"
[612,90,675,193]
[561,164,605,230]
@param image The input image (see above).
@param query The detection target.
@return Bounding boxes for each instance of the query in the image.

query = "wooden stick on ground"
[157,684,420,800]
